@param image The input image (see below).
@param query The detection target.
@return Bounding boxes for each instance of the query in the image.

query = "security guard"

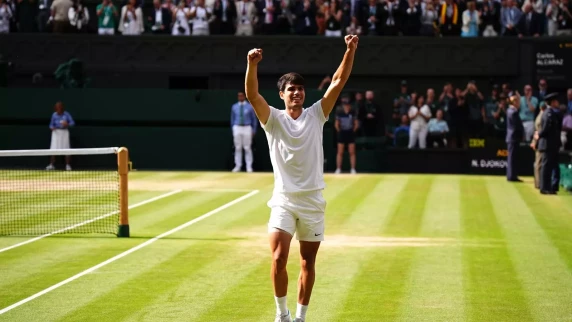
[537,93,563,194]
[506,95,524,182]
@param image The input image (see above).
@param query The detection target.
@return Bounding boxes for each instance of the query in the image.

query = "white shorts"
[267,190,326,242]
[50,129,70,150]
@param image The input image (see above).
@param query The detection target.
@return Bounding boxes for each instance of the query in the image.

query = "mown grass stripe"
[460,178,533,322]
[514,184,572,271]
[398,176,465,322]
[487,179,572,322]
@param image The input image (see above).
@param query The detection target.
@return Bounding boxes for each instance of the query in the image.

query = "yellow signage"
[497,149,508,157]
[469,139,485,148]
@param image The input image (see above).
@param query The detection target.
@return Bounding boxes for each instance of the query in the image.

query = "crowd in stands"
[0,0,571,35]
[335,78,572,149]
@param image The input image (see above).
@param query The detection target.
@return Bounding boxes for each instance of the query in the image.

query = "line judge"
[46,101,75,171]
[230,91,257,172]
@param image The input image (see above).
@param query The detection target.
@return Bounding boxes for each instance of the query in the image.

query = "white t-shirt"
[408,104,432,129]
[261,100,328,193]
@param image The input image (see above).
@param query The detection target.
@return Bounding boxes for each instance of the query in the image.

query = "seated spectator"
[408,95,432,149]
[97,0,119,35]
[517,4,541,37]
[119,0,144,35]
[461,1,479,37]
[335,100,359,174]
[427,109,450,147]
[389,114,410,147]
[0,0,13,33]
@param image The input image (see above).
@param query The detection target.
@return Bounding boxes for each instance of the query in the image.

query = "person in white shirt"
[190,0,212,35]
[244,35,358,322]
[408,95,432,149]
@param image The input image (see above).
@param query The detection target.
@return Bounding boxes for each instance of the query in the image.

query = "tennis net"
[0,147,130,237]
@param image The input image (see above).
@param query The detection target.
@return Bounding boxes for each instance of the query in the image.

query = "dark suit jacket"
[213,0,237,24]
[360,3,384,34]
[506,106,524,143]
[257,0,282,25]
[147,7,172,34]
[538,107,562,152]
[516,11,541,36]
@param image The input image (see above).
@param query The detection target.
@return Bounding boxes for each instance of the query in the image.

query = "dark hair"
[277,72,305,92]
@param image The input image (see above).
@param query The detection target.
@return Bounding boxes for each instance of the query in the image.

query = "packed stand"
[0,0,571,36]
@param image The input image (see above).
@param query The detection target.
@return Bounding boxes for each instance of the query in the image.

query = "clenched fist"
[345,35,359,50]
[247,48,263,65]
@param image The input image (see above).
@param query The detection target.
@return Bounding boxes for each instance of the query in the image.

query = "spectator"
[408,95,432,149]
[567,88,572,113]
[97,0,118,35]
[345,15,362,34]
[172,1,191,35]
[449,87,468,148]
[212,0,237,34]
[362,0,382,35]
[258,0,280,34]
[235,0,257,35]
[0,0,12,33]
[380,0,398,36]
[546,0,559,36]
[402,0,420,35]
[439,0,460,36]
[275,0,291,34]
[393,80,411,124]
[517,4,541,37]
[484,84,500,136]
[461,1,479,37]
[502,82,514,97]
[390,114,410,147]
[519,84,538,141]
[291,0,316,35]
[358,90,382,136]
[190,0,213,35]
[420,1,438,36]
[427,109,450,147]
[478,0,500,36]
[325,0,343,36]
[334,100,358,174]
[17,0,37,32]
[354,91,364,112]
[462,81,485,138]
[162,0,176,12]
[562,107,572,149]
[315,0,327,35]
[493,94,508,138]
[147,0,171,34]
[46,101,75,171]
[556,0,572,36]
[426,88,438,115]
[68,0,89,33]
[536,78,548,102]
[438,82,454,121]
[501,0,522,35]
[50,0,73,32]
[118,0,143,35]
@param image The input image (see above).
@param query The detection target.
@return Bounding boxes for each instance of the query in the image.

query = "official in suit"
[537,92,563,194]
[530,101,547,189]
[230,91,257,172]
[506,95,524,182]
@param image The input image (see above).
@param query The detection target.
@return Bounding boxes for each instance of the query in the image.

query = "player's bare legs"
[270,229,293,320]
[296,241,321,321]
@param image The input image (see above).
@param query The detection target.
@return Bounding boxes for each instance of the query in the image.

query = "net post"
[117,147,130,238]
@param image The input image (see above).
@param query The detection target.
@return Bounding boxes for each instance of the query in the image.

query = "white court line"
[0,189,259,315]
[0,189,184,254]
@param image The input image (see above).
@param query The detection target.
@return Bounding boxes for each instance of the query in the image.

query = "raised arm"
[321,35,359,118]
[245,48,271,125]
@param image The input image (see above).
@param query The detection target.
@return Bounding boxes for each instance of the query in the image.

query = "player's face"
[281,83,305,109]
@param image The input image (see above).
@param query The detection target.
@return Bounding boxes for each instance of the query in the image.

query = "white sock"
[296,303,308,320]
[275,296,288,315]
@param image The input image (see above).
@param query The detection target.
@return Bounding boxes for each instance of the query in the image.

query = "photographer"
[68,0,89,33]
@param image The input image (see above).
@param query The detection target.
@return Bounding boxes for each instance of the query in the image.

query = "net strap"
[0,147,119,157]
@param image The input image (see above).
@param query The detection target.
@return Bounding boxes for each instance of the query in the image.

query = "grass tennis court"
[1,171,572,322]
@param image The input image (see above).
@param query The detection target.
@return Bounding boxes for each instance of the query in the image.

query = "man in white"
[244,35,358,322]
[231,91,257,172]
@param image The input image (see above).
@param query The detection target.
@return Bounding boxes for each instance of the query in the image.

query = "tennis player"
[46,101,75,171]
[245,35,358,322]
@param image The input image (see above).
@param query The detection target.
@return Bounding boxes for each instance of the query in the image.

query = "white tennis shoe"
[274,310,292,322]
